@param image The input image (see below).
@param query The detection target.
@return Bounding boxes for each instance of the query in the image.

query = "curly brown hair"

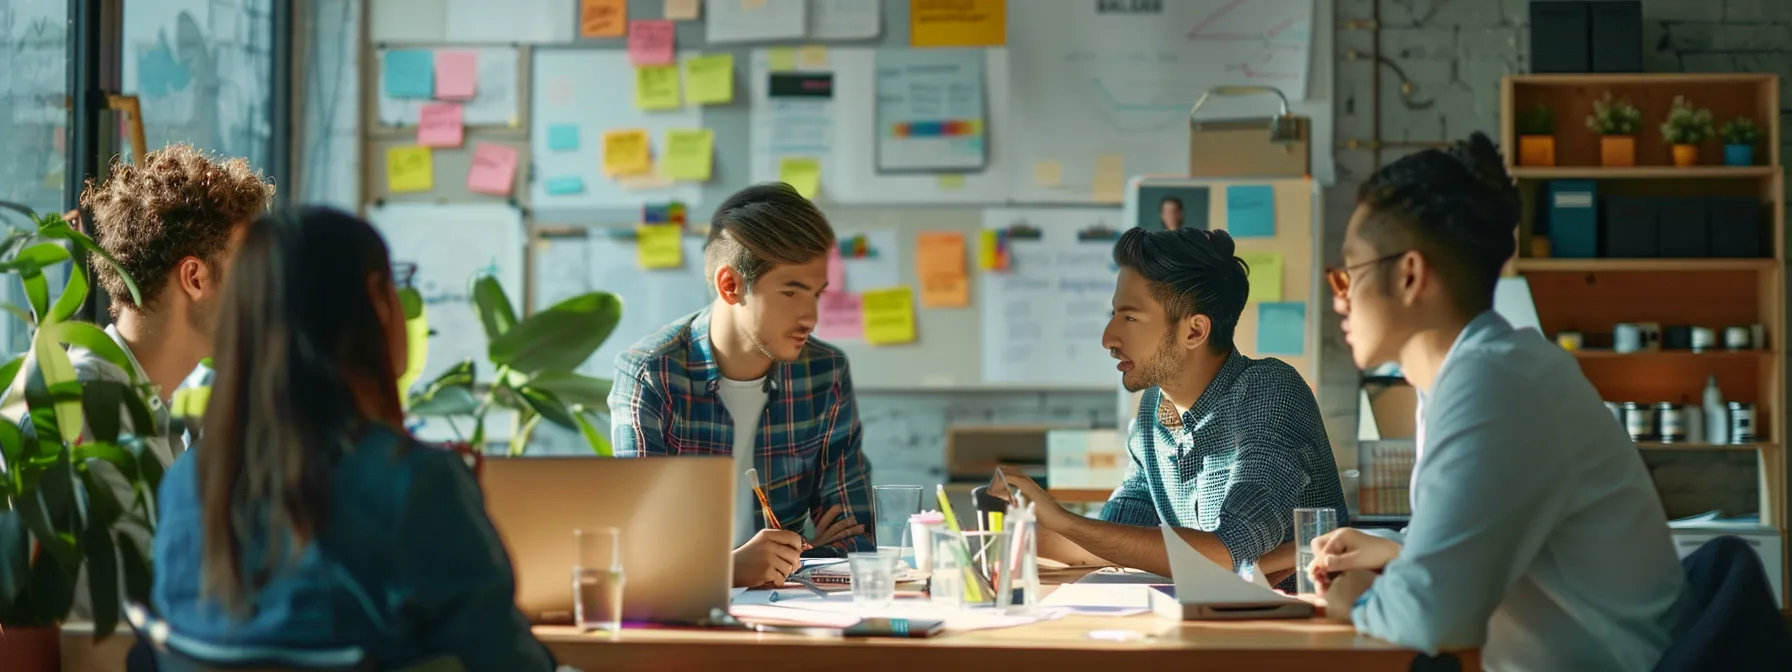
[80,143,274,317]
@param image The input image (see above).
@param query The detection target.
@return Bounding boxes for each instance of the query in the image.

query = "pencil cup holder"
[927,529,1038,614]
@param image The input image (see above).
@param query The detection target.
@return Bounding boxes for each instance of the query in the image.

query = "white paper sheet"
[841,230,900,292]
[748,50,838,196]
[445,0,574,43]
[873,49,987,172]
[706,0,806,43]
[736,593,1057,633]
[1039,584,1153,616]
[1160,523,1297,604]
[811,0,881,40]
[370,203,525,384]
[978,208,1124,387]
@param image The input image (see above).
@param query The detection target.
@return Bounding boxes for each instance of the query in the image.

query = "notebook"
[794,558,924,585]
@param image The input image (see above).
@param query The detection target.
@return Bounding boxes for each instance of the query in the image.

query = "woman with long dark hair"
[150,207,554,670]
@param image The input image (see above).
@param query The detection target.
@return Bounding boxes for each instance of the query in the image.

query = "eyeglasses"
[1324,251,1409,299]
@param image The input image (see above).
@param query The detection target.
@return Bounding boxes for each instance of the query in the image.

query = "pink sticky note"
[826,246,846,289]
[816,292,864,341]
[417,103,464,147]
[466,143,518,196]
[628,20,676,66]
[434,50,478,99]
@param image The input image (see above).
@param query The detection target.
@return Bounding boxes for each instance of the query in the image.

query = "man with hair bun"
[1308,132,1683,670]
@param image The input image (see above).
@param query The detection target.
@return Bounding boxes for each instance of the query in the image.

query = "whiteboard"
[371,0,575,44]
[1006,0,1335,201]
[371,203,526,384]
[533,231,713,379]
[376,47,522,127]
[748,48,1012,204]
[531,48,708,213]
[978,208,1125,388]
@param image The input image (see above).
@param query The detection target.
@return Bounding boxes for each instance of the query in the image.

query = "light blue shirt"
[1352,312,1684,672]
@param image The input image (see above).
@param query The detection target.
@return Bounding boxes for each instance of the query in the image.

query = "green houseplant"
[1516,103,1556,167]
[1721,117,1759,166]
[1659,96,1715,167]
[0,211,157,669]
[404,276,622,457]
[1586,93,1643,167]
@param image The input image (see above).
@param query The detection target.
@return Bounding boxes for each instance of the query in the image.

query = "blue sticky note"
[545,176,585,195]
[548,124,580,152]
[383,49,434,99]
[1257,302,1306,356]
[1226,185,1276,238]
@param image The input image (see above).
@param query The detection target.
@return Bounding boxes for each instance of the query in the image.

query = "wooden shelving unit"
[1502,73,1787,608]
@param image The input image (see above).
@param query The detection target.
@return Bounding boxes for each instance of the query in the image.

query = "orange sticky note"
[417,103,464,147]
[666,0,700,20]
[581,0,627,37]
[916,232,969,308]
[466,143,518,196]
[434,50,478,99]
[628,20,676,65]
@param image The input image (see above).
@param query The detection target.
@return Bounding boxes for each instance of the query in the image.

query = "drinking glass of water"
[848,549,901,609]
[573,527,624,632]
[872,485,924,564]
[1294,508,1339,596]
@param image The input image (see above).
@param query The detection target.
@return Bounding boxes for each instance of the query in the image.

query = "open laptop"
[480,455,734,626]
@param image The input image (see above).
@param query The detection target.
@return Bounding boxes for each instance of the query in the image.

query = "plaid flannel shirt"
[607,307,874,556]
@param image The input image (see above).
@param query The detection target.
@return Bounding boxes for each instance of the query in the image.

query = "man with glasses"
[1307,133,1683,671]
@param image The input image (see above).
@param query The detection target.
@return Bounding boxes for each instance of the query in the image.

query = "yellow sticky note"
[386,146,433,193]
[636,225,684,269]
[779,157,821,199]
[977,229,1003,271]
[664,128,714,181]
[768,47,798,72]
[937,174,965,190]
[862,286,917,345]
[1034,160,1063,187]
[602,129,653,177]
[1238,251,1284,304]
[909,0,1007,47]
[686,53,735,105]
[634,65,682,110]
[798,45,828,67]
[1092,153,1125,203]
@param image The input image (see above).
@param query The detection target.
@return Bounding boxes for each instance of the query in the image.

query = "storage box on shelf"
[1502,73,1787,609]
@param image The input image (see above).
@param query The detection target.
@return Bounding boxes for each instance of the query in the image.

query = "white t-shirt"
[716,376,768,547]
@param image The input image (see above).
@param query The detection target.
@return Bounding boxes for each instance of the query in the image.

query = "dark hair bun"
[1449,132,1520,219]
[1205,228,1237,258]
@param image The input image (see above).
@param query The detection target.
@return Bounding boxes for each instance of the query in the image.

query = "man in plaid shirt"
[609,183,872,588]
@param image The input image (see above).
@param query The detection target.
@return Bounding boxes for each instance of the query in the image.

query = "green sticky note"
[634,65,682,110]
[768,47,797,72]
[686,53,735,105]
[1238,251,1283,304]
[779,157,821,199]
[663,129,715,182]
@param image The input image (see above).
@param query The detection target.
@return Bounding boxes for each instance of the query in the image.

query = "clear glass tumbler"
[1294,508,1340,596]
[872,485,924,564]
[573,527,624,632]
[848,549,901,609]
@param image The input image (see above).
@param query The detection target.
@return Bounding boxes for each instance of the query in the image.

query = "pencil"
[745,467,781,530]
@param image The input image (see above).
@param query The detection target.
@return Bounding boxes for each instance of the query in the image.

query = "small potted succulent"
[1516,103,1556,167]
[1586,93,1643,167]
[1720,117,1759,166]
[1659,96,1714,168]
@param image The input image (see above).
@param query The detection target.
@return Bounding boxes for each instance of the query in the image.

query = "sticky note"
[798,45,828,67]
[978,229,1005,271]
[743,0,767,9]
[1034,160,1063,187]
[1092,153,1126,203]
[1227,185,1277,238]
[383,49,433,98]
[817,291,864,340]
[1238,251,1284,304]
[686,53,735,105]
[548,124,580,152]
[628,20,677,66]
[663,129,714,181]
[1257,302,1306,356]
[768,47,797,72]
[603,129,653,176]
[910,0,1007,47]
[580,0,626,37]
[636,225,684,269]
[545,175,586,195]
[434,50,478,99]
[779,157,821,199]
[417,103,464,147]
[862,287,917,345]
[466,143,518,195]
[634,65,682,110]
[937,174,965,191]
[916,232,969,308]
[386,146,433,193]
[666,0,700,20]
[826,246,847,289]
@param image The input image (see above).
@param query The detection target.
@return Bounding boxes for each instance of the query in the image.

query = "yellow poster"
[862,286,917,345]
[386,146,434,193]
[1237,251,1284,304]
[602,129,653,176]
[634,65,682,110]
[910,0,1006,47]
[636,225,683,269]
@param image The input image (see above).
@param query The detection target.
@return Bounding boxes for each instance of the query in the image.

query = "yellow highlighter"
[935,485,988,603]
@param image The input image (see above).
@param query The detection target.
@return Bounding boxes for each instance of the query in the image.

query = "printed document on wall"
[1007,1,1318,202]
[707,0,806,43]
[370,203,525,384]
[979,208,1124,387]
[749,50,837,191]
[812,0,882,39]
[874,49,987,172]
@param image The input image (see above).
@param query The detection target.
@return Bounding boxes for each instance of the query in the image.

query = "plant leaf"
[487,292,622,374]
[80,379,123,445]
[118,531,153,606]
[30,326,84,445]
[25,538,76,625]
[55,321,142,384]
[0,302,34,328]
[48,262,88,324]
[0,511,27,614]
[0,354,22,405]
[2,241,71,274]
[48,224,143,307]
[572,406,613,458]
[516,386,577,430]
[0,416,23,494]
[20,268,49,321]
[76,441,138,486]
[523,372,613,407]
[421,359,476,394]
[470,275,518,346]
[507,412,541,457]
[130,435,164,514]
[20,486,76,568]
[407,385,479,417]
[83,499,121,638]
